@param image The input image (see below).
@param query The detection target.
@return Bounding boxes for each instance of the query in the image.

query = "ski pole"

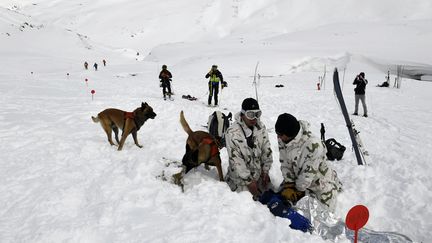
[219,82,222,106]
[170,81,174,95]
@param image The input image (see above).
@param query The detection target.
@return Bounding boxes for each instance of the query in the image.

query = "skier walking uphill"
[225,98,273,200]
[275,113,342,212]
[159,65,172,100]
[353,72,368,117]
[205,65,223,106]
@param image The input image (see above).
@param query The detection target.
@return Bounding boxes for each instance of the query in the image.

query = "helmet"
[162,65,167,69]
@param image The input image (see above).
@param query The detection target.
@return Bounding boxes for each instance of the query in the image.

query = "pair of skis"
[333,68,367,165]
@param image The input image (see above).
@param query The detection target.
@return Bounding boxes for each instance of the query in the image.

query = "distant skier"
[84,61,88,70]
[353,72,368,117]
[159,65,172,100]
[205,65,223,106]
[102,59,106,66]
[93,62,98,71]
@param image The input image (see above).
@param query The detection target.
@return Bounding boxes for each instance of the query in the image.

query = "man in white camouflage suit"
[275,113,342,212]
[225,98,273,199]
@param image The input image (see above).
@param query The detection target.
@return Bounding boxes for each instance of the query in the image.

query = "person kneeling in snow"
[275,113,342,212]
[225,98,273,200]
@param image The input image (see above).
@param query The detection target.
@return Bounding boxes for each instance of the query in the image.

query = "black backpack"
[208,111,232,147]
[321,123,346,161]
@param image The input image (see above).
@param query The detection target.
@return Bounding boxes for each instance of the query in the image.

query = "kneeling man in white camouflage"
[275,113,342,212]
[225,98,273,200]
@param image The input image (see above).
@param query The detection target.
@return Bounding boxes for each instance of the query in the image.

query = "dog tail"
[91,115,100,123]
[180,110,193,136]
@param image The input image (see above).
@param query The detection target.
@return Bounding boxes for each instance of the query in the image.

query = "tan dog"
[92,102,156,150]
[180,111,224,181]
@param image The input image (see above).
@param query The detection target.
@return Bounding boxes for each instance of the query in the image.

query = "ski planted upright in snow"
[333,68,365,165]
[253,61,259,103]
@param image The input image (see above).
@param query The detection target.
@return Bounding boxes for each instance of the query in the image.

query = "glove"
[280,183,305,204]
[247,180,260,199]
[222,81,228,89]
[259,190,282,204]
[268,198,312,232]
[285,207,312,232]
[260,172,270,189]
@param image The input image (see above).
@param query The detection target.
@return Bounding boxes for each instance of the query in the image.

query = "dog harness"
[124,112,134,119]
[201,137,220,158]
[122,111,142,132]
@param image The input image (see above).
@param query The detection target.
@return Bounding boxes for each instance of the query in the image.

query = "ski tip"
[333,68,340,81]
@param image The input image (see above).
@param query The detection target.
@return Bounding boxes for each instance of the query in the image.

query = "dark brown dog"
[180,111,224,181]
[92,102,156,150]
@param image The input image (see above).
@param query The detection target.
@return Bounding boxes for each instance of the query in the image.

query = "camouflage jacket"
[225,112,273,191]
[279,120,342,210]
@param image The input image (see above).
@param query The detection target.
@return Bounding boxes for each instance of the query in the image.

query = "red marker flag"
[91,90,95,100]
[346,205,369,243]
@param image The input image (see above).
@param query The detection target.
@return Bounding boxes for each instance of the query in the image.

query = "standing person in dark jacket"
[353,72,368,117]
[159,64,172,100]
[205,65,223,106]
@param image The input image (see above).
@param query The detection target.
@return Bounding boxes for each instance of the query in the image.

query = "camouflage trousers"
[311,170,342,212]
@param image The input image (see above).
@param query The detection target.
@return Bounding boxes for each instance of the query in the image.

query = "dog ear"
[141,102,149,111]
